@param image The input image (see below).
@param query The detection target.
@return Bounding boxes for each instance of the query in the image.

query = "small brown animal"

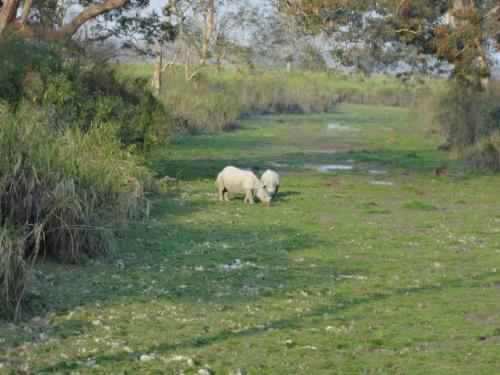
[435,166,448,176]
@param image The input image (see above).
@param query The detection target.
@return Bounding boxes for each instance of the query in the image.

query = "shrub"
[465,131,500,172]
[417,80,500,171]
[0,33,172,147]
[0,107,152,318]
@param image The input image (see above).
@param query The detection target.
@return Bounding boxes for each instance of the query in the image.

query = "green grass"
[1,104,499,374]
[402,201,439,211]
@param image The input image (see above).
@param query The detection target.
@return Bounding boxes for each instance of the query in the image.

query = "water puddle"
[368,180,394,186]
[304,149,337,154]
[311,164,353,172]
[327,123,358,132]
[368,169,387,174]
[268,161,286,168]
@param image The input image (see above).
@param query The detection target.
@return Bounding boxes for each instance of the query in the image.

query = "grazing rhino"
[260,169,280,197]
[216,166,271,204]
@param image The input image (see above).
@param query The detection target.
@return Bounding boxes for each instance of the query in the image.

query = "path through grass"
[1,104,499,374]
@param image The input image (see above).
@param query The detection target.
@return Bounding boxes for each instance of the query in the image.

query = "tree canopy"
[0,0,158,40]
[283,0,499,87]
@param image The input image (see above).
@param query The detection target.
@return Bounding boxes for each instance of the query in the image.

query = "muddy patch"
[467,311,500,327]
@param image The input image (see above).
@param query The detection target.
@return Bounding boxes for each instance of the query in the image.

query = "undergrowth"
[0,34,157,319]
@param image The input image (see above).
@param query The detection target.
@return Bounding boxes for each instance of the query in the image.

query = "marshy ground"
[1,104,499,374]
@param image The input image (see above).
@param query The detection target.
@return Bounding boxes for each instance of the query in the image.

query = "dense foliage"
[0,34,164,319]
[0,34,171,147]
[285,0,499,88]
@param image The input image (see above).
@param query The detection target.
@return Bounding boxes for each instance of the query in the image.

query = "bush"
[465,131,500,172]
[0,33,172,147]
[0,107,152,318]
[417,80,500,171]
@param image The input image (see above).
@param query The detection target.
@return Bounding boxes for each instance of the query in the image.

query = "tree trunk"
[0,0,19,37]
[19,0,32,26]
[478,55,490,91]
[151,40,163,97]
[199,0,214,66]
[286,60,292,72]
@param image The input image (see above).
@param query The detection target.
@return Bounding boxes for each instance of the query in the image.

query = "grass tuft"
[402,201,439,211]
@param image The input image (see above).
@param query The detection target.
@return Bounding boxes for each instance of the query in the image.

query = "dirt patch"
[467,311,500,327]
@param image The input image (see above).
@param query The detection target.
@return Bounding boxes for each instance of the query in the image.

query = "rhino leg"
[244,190,254,204]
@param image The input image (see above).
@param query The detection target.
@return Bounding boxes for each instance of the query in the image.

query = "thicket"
[418,80,500,171]
[0,34,161,319]
[0,35,171,147]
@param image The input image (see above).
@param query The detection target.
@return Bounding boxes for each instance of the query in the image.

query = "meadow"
[1,103,499,374]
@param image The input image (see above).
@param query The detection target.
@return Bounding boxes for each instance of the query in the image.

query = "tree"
[253,1,312,71]
[300,44,327,71]
[284,0,499,88]
[199,0,214,65]
[0,0,165,42]
[211,0,257,72]
[0,0,120,38]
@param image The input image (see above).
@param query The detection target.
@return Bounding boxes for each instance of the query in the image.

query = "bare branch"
[60,0,128,37]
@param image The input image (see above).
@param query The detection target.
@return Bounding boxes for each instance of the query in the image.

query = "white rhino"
[216,166,271,204]
[260,169,280,196]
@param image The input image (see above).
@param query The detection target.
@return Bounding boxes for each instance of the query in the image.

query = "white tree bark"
[199,0,214,66]
[151,39,164,97]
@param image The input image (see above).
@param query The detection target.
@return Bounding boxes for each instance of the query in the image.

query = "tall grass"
[0,223,37,319]
[0,106,152,319]
[119,64,417,133]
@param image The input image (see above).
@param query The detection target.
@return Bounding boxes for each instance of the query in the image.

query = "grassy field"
[118,64,419,132]
[1,104,499,374]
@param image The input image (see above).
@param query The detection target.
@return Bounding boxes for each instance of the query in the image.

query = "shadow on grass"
[15,185,346,341]
[39,271,499,373]
[272,190,300,203]
[153,148,459,182]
